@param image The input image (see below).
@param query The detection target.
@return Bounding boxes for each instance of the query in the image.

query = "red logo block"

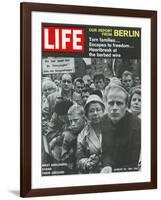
[42,26,84,52]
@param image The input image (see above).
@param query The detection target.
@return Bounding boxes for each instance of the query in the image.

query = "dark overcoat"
[101,111,141,172]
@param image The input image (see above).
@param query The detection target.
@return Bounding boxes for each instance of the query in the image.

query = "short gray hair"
[122,70,133,80]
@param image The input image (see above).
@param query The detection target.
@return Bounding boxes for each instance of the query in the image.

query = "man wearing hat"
[101,84,141,173]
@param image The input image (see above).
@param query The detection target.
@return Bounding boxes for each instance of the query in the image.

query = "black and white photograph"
[20,3,157,197]
[41,23,141,176]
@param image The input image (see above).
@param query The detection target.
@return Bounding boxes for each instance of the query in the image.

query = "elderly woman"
[129,87,141,118]
[77,95,105,173]
[42,79,57,136]
[42,79,57,103]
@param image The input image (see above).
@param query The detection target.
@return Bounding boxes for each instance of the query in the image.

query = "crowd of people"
[42,70,141,175]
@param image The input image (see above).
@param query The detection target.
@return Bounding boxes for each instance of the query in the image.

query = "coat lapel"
[87,126,101,153]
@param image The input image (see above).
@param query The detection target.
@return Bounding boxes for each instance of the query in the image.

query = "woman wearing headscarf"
[76,95,105,173]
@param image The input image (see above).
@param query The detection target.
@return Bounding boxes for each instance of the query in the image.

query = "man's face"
[134,76,141,86]
[75,81,84,94]
[54,80,60,87]
[122,75,133,91]
[83,75,91,86]
[68,112,85,134]
[94,79,105,90]
[81,92,90,105]
[106,88,127,124]
[61,74,72,92]
[73,93,82,105]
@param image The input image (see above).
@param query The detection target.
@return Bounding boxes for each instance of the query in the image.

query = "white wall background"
[0,0,160,199]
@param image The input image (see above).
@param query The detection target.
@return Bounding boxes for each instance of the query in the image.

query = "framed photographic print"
[20,2,157,197]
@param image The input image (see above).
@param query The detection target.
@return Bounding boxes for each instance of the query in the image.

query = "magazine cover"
[41,23,141,176]
[20,4,157,197]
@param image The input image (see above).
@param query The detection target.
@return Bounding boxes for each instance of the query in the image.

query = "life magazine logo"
[42,26,85,53]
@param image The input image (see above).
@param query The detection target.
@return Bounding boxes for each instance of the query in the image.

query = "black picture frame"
[20,2,157,197]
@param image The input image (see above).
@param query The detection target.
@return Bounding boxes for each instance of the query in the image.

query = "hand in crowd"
[85,154,100,170]
[100,166,112,173]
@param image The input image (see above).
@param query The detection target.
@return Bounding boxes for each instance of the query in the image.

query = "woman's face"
[130,93,141,115]
[87,102,104,124]
[43,83,56,97]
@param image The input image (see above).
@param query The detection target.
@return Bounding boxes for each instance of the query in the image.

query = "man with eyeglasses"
[60,74,73,98]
